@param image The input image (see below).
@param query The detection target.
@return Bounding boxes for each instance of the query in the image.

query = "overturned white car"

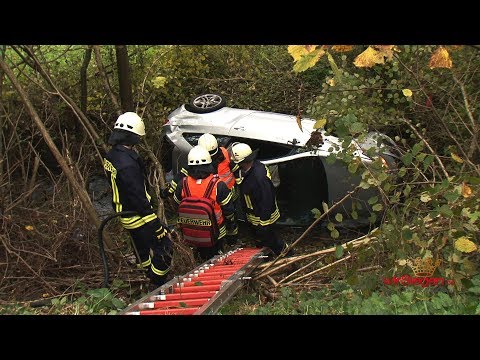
[161,94,399,226]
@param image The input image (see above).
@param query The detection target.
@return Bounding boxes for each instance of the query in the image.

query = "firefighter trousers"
[128,220,173,285]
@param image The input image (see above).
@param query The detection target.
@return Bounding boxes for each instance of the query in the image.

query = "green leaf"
[293,48,326,73]
[468,287,480,295]
[412,142,423,156]
[368,196,378,205]
[331,229,340,239]
[403,184,412,197]
[359,181,370,189]
[348,161,359,174]
[372,203,383,212]
[402,153,413,166]
[465,176,480,185]
[335,245,344,258]
[398,167,407,177]
[311,208,321,218]
[377,172,388,182]
[335,213,343,222]
[402,227,413,240]
[322,202,329,214]
[444,191,460,203]
[327,222,335,231]
[111,298,125,309]
[350,122,364,134]
[194,281,203,286]
[351,210,358,220]
[416,152,427,162]
[438,205,454,217]
[423,155,434,171]
[179,302,188,308]
[326,51,342,82]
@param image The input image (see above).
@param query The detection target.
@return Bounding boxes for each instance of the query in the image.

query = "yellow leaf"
[451,152,463,163]
[314,119,327,129]
[331,45,354,52]
[288,45,317,62]
[372,45,399,60]
[25,225,34,231]
[462,182,473,198]
[296,114,303,132]
[293,48,325,73]
[454,237,477,253]
[420,192,431,203]
[353,46,385,68]
[429,46,453,69]
[152,76,167,89]
[402,88,413,97]
[327,78,335,86]
[397,259,407,266]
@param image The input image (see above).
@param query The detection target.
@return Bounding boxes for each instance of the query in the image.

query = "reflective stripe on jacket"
[104,145,156,230]
[238,160,280,227]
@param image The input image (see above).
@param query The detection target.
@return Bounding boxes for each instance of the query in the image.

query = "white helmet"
[231,142,256,163]
[114,112,146,136]
[198,133,218,156]
[188,145,212,166]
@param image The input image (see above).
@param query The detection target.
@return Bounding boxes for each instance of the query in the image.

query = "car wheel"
[184,94,226,113]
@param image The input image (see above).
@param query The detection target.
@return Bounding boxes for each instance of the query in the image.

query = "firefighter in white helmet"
[162,134,239,245]
[104,112,173,289]
[173,146,237,260]
[230,142,292,256]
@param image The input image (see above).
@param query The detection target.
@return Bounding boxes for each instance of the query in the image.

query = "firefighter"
[161,134,239,244]
[197,133,238,243]
[173,146,237,260]
[230,142,291,256]
[104,112,173,289]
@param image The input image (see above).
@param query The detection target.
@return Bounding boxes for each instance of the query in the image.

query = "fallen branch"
[276,257,323,286]
[283,255,352,286]
[257,185,361,277]
[255,227,377,280]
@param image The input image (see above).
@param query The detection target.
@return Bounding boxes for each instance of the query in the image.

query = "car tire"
[184,93,226,113]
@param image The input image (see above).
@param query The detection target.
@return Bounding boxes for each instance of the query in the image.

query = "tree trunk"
[0,56,115,250]
[93,45,121,116]
[0,45,5,214]
[80,45,93,115]
[115,45,134,112]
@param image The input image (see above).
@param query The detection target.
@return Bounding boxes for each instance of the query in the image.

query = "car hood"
[166,105,316,147]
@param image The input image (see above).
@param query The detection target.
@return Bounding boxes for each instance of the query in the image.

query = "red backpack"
[178,176,220,248]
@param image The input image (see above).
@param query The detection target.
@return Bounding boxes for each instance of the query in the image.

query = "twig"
[283,255,352,286]
[276,257,323,286]
[266,275,278,287]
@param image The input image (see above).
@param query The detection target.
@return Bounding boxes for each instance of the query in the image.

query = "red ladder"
[121,247,267,315]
